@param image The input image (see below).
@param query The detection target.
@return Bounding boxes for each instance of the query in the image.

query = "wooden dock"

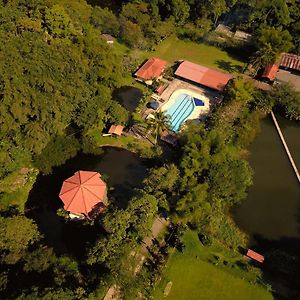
[271,111,300,184]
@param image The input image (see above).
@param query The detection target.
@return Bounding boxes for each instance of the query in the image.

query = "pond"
[234,116,300,242]
[233,115,300,297]
[26,147,148,257]
[113,86,143,112]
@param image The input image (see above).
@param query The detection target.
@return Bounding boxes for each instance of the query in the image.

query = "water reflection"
[26,148,148,257]
[234,116,300,242]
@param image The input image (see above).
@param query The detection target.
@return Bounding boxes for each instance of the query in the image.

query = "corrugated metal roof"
[262,64,279,81]
[280,53,300,71]
[175,61,232,91]
[246,249,264,263]
[135,57,167,80]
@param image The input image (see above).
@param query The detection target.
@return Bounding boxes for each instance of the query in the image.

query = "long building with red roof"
[175,61,233,92]
[280,53,300,72]
[134,57,167,82]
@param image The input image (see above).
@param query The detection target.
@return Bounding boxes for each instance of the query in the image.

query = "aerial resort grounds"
[2,2,300,299]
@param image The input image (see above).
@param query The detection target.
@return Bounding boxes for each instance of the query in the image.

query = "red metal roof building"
[59,171,107,217]
[108,124,124,136]
[280,53,300,71]
[262,64,279,81]
[175,61,233,91]
[135,57,167,81]
[246,249,264,263]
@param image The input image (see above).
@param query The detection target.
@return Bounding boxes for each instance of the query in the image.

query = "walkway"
[271,111,300,184]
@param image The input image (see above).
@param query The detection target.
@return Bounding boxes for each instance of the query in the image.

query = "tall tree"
[147,111,171,144]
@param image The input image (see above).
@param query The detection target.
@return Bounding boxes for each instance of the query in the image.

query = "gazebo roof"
[59,171,107,216]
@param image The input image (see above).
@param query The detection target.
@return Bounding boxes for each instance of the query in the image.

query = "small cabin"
[101,34,115,45]
[108,125,124,136]
[246,249,264,263]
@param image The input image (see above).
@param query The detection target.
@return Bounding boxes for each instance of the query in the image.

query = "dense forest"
[1,0,300,299]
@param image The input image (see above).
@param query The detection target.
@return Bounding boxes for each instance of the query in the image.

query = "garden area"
[152,231,273,300]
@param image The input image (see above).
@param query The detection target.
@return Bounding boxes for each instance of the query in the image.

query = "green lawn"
[152,231,273,300]
[149,36,245,74]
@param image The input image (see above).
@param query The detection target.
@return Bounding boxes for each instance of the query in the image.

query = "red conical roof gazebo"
[59,171,107,217]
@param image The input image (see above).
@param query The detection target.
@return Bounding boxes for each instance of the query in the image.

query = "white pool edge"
[160,88,210,129]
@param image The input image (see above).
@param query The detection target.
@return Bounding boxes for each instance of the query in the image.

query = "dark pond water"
[234,116,300,242]
[113,86,143,112]
[26,147,148,257]
[233,116,300,296]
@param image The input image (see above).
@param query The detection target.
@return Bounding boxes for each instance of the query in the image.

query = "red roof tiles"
[246,249,264,263]
[135,57,167,80]
[175,61,232,91]
[59,171,107,216]
[262,64,279,81]
[280,53,300,71]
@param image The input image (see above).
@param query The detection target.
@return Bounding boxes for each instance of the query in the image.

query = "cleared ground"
[150,36,245,73]
[152,231,273,300]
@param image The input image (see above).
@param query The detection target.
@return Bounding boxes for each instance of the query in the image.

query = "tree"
[251,26,293,69]
[247,0,292,28]
[90,7,120,36]
[209,0,228,26]
[208,157,253,205]
[0,216,40,264]
[147,111,171,144]
[171,0,190,25]
[44,4,77,40]
[271,83,300,120]
[107,101,129,125]
[23,247,54,273]
[120,19,146,48]
[34,135,80,174]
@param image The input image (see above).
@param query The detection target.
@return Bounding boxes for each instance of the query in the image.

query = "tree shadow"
[215,59,244,73]
[251,234,300,300]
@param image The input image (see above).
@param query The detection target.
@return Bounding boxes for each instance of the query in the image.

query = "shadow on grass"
[215,59,244,73]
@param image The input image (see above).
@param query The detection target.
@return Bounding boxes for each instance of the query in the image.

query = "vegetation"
[147,111,171,145]
[0,0,299,299]
[153,231,273,300]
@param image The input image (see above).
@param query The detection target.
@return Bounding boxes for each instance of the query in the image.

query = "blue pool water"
[164,93,195,132]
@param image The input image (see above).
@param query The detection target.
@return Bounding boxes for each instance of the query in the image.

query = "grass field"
[149,36,245,74]
[152,231,273,300]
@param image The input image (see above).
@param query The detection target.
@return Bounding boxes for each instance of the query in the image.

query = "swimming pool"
[164,93,195,132]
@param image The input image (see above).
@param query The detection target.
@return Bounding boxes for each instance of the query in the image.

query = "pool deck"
[142,78,222,126]
[160,78,219,104]
[159,79,220,126]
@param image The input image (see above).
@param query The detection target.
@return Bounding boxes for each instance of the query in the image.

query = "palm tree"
[147,111,171,145]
